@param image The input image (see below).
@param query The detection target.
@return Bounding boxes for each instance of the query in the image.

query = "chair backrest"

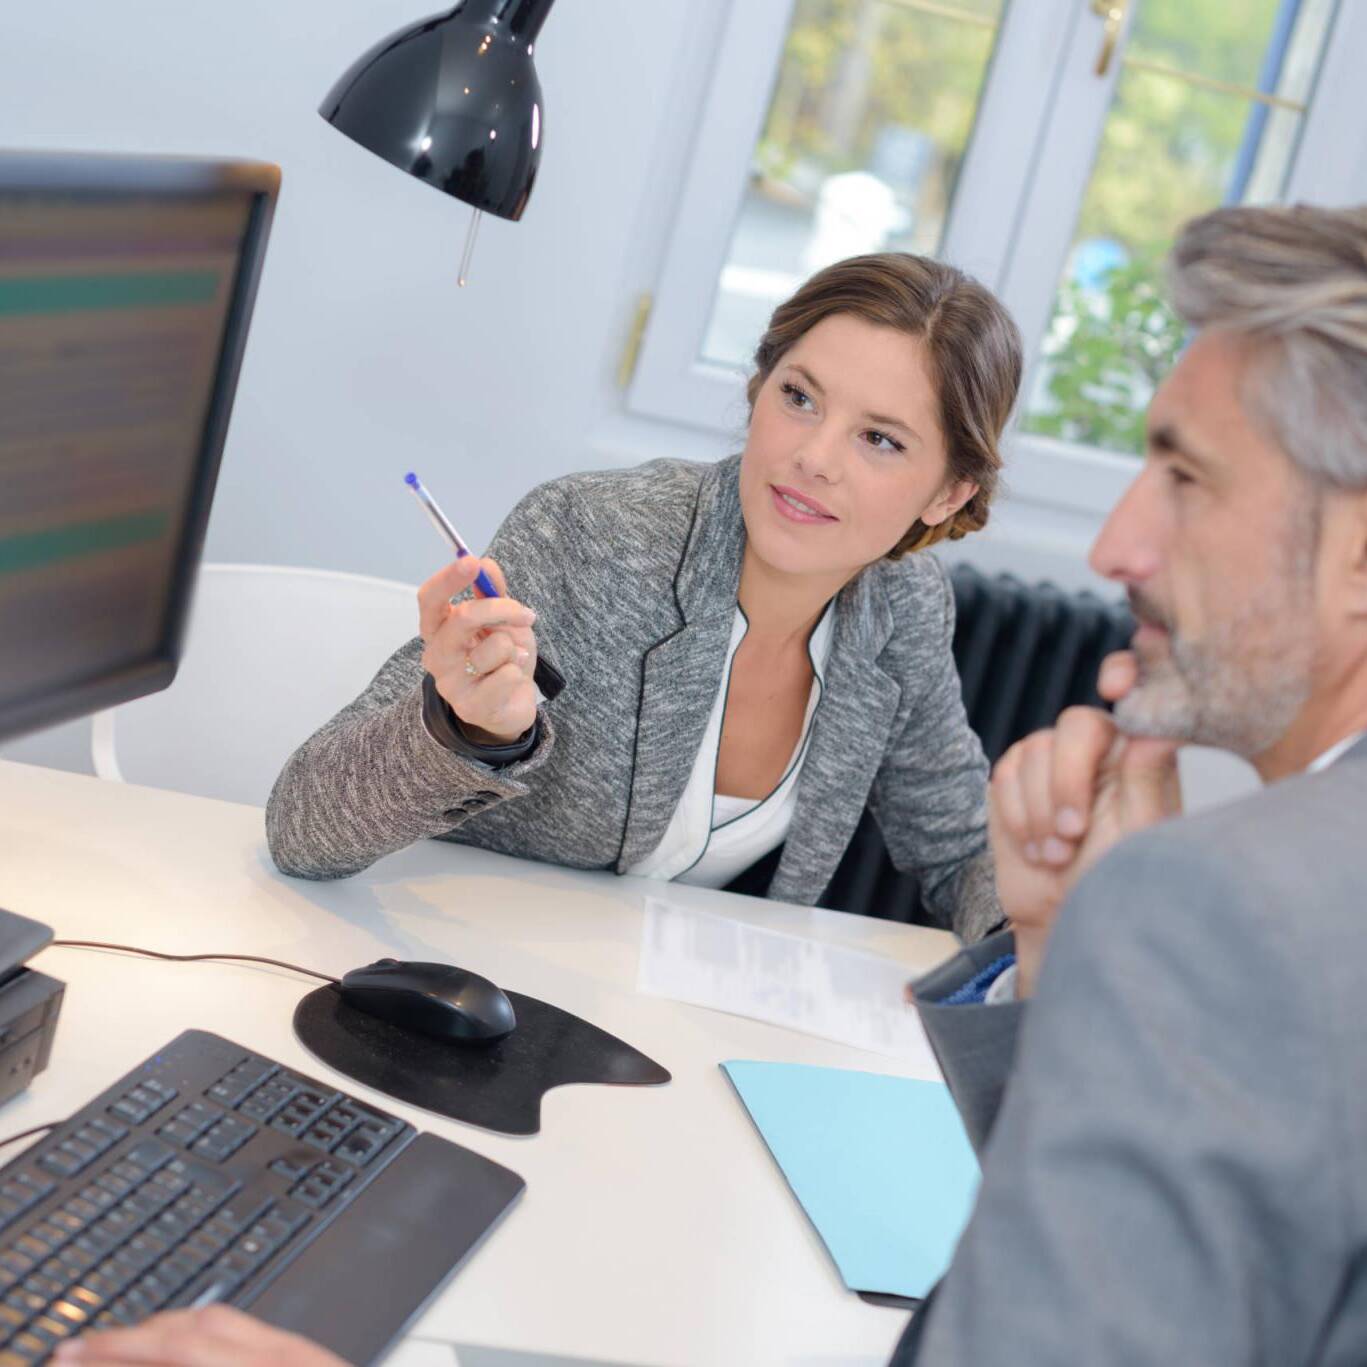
[91,563,417,808]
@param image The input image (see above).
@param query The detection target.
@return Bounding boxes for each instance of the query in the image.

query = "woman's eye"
[864,429,905,453]
[780,382,812,410]
[1167,465,1195,488]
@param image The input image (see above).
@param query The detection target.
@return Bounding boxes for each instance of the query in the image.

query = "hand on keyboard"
[53,1304,343,1365]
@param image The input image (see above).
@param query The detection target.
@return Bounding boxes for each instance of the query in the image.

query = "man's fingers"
[1017,733,1060,846]
[1097,650,1138,703]
[1049,706,1118,839]
[989,747,1030,847]
[417,557,481,641]
[1118,736,1182,824]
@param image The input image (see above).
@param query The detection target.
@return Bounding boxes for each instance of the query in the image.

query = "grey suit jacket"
[894,736,1367,1364]
[266,455,1000,938]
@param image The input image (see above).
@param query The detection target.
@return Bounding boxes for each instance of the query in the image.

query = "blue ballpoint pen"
[404,472,500,599]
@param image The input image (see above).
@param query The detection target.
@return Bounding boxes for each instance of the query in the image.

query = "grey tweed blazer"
[266,455,1000,939]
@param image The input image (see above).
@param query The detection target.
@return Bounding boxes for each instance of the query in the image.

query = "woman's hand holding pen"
[418,555,540,745]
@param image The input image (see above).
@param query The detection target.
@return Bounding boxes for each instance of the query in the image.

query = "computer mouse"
[337,959,517,1043]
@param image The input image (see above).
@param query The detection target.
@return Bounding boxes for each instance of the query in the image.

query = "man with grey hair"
[890,201,1367,1363]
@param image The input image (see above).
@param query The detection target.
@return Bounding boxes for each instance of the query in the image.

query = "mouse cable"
[0,1120,63,1152]
[45,940,340,986]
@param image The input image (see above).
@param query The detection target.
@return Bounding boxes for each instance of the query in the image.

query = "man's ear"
[921,480,978,528]
[1338,488,1367,620]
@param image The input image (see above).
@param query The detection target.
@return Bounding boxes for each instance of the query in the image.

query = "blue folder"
[722,1060,979,1301]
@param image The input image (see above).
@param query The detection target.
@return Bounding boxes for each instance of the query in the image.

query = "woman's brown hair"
[747,252,1023,557]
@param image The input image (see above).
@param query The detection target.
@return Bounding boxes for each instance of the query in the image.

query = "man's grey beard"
[1113,520,1319,759]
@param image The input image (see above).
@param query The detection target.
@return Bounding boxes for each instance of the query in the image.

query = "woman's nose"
[794,426,844,484]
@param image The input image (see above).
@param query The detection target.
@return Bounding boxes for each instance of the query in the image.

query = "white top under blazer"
[628,604,835,890]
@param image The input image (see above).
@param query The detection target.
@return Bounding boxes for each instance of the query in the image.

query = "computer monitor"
[0,151,279,742]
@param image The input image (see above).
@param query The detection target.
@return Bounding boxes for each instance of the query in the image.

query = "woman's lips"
[770,485,838,524]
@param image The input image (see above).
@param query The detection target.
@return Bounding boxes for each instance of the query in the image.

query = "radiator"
[810,565,1135,924]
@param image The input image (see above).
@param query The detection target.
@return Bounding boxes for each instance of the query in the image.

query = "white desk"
[0,760,958,1367]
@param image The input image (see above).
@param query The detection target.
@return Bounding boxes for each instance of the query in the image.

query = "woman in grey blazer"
[267,253,1022,942]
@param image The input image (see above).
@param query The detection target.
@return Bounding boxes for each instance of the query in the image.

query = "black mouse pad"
[293,986,670,1135]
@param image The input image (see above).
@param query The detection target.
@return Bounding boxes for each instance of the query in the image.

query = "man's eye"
[1167,466,1195,487]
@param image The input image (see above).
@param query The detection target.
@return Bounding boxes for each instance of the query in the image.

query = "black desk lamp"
[319,0,557,284]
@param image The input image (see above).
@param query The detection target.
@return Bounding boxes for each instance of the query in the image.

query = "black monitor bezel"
[0,151,280,743]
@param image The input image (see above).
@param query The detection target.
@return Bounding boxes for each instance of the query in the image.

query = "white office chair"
[92,563,419,808]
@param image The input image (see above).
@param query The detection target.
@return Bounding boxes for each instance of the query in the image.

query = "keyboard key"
[48,1298,90,1328]
[78,1185,116,1212]
[5,1287,44,1317]
[56,1245,98,1278]
[152,1210,195,1243]
[125,1139,175,1174]
[238,1078,297,1122]
[37,1151,83,1179]
[66,1284,105,1313]
[206,1061,277,1109]
[74,1226,120,1258]
[81,1270,121,1302]
[12,1177,53,1204]
[27,1316,75,1347]
[0,1347,46,1366]
[335,1121,397,1167]
[191,1116,256,1164]
[0,1302,28,1332]
[22,1273,63,1301]
[164,1160,235,1196]
[63,1197,101,1224]
[84,1118,128,1146]
[94,1172,133,1200]
[195,1218,234,1253]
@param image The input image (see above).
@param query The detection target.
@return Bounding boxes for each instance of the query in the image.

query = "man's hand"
[989,652,1182,996]
[55,1305,345,1366]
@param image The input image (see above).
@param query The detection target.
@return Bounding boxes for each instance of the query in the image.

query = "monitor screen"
[0,153,278,741]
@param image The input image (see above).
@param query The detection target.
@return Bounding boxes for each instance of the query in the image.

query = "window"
[701,0,1008,371]
[629,0,1367,519]
[1020,0,1339,455]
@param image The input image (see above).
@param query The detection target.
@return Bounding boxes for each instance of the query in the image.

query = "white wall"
[1,0,740,582]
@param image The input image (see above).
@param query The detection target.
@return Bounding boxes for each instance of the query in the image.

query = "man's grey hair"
[1168,204,1367,490]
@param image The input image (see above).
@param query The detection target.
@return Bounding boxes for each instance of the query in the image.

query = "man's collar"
[1308,729,1367,773]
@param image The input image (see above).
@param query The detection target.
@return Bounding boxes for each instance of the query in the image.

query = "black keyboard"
[0,1030,524,1365]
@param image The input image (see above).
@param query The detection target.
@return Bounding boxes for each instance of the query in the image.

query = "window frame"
[627,0,1367,523]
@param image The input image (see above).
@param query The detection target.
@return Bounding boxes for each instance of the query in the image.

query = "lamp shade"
[319,0,555,222]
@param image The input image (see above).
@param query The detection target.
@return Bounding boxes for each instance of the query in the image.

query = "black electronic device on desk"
[0,911,63,1113]
[0,1030,523,1365]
